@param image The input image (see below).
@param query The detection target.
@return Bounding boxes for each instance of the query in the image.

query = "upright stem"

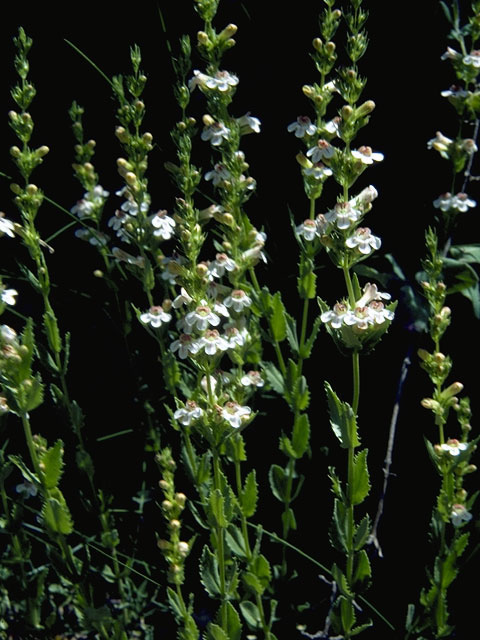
[212,449,227,630]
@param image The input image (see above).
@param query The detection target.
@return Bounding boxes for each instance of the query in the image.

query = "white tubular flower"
[184,304,222,333]
[174,400,203,426]
[221,401,252,428]
[199,329,230,355]
[440,438,468,457]
[441,47,462,61]
[345,227,381,255]
[120,197,149,216]
[223,289,252,312]
[433,192,476,213]
[463,50,480,68]
[170,333,201,359]
[323,116,341,137]
[190,69,239,92]
[351,185,379,208]
[451,504,473,527]
[0,214,15,238]
[71,185,109,219]
[237,113,261,134]
[224,325,246,348]
[287,116,317,138]
[151,210,176,240]
[462,138,478,154]
[306,139,335,163]
[351,145,384,164]
[367,300,395,325]
[1,325,18,344]
[111,247,145,267]
[0,287,18,306]
[240,371,264,387]
[344,306,374,331]
[201,122,231,146]
[441,86,469,99]
[74,228,109,247]
[326,201,362,230]
[303,163,333,180]
[0,396,9,414]
[140,306,172,328]
[321,302,349,329]
[205,163,232,185]
[208,253,237,279]
[296,219,318,241]
[427,131,453,157]
[356,282,391,307]
[108,209,131,232]
[172,288,193,309]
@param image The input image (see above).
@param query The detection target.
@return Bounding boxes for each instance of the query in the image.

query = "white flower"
[463,50,480,68]
[296,219,318,241]
[321,302,350,329]
[120,197,149,216]
[223,289,252,312]
[427,131,453,157]
[367,300,395,325]
[111,247,145,267]
[345,227,381,255]
[0,396,9,414]
[224,325,246,348]
[351,185,379,208]
[0,287,18,306]
[451,504,473,527]
[151,210,176,240]
[208,253,237,279]
[240,371,264,387]
[189,69,239,92]
[237,113,261,134]
[441,86,469,100]
[108,209,131,232]
[351,146,384,164]
[15,481,38,498]
[170,333,201,359]
[140,306,172,328]
[75,228,109,247]
[172,287,193,309]
[221,401,252,428]
[184,304,222,333]
[174,400,203,426]
[71,185,109,219]
[0,215,15,238]
[303,163,333,180]
[1,325,18,344]
[199,329,230,355]
[201,122,231,146]
[356,282,391,307]
[462,138,478,154]
[440,438,468,457]
[441,47,462,61]
[205,163,232,185]
[287,116,317,138]
[323,116,341,137]
[433,192,476,213]
[326,201,362,230]
[306,139,335,163]
[343,306,374,331]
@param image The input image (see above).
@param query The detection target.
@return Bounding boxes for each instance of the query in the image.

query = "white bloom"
[201,122,231,146]
[326,201,362,230]
[75,228,109,247]
[441,85,469,100]
[441,47,462,61]
[221,401,252,428]
[172,288,193,309]
[433,192,476,213]
[205,163,232,185]
[174,400,203,426]
[208,253,237,279]
[321,302,350,329]
[345,227,381,255]
[462,138,478,154]
[1,325,18,344]
[140,306,172,328]
[367,300,395,325]
[71,185,109,219]
[120,197,149,216]
[0,287,18,306]
[0,215,15,238]
[351,185,379,208]
[199,329,230,355]
[343,306,374,331]
[287,116,317,138]
[303,163,333,180]
[306,139,335,163]
[15,481,37,498]
[356,282,391,307]
[170,333,201,359]
[224,325,246,348]
[351,146,384,164]
[223,289,252,312]
[151,210,176,240]
[108,209,131,232]
[111,247,145,267]
[240,371,264,387]
[189,69,239,92]
[296,219,318,241]
[0,396,9,414]
[440,438,468,457]
[237,113,261,134]
[463,50,480,68]
[451,504,473,527]
[427,131,453,157]
[184,304,221,333]
[323,117,341,137]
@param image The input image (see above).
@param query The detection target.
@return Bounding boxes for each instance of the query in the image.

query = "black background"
[0,2,479,638]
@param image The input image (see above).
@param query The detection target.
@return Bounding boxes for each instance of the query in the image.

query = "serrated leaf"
[331,499,348,552]
[294,375,310,411]
[24,374,44,413]
[222,602,242,640]
[40,439,64,490]
[285,312,299,354]
[240,470,258,518]
[340,595,355,634]
[206,623,228,640]
[302,314,322,359]
[200,546,221,598]
[270,292,287,342]
[209,489,228,528]
[352,449,370,505]
[226,525,248,559]
[268,464,288,502]
[42,491,73,535]
[354,515,371,550]
[262,362,285,395]
[325,382,359,449]
[291,413,310,458]
[350,620,373,636]
[251,554,271,593]
[167,586,186,620]
[331,564,352,598]
[353,549,371,584]
[239,601,260,629]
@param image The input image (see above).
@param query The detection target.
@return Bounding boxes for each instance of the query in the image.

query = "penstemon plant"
[0,1,479,640]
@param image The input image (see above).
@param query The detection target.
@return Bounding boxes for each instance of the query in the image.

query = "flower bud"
[341,105,354,120]
[312,37,323,51]
[219,23,237,40]
[202,114,215,127]
[169,519,181,530]
[197,31,209,45]
[159,479,169,490]
[417,348,430,361]
[302,85,315,98]
[441,381,463,400]
[178,541,189,556]
[125,172,137,186]
[356,100,376,117]
[196,262,208,277]
[157,538,170,550]
[93,269,104,278]
[37,145,50,157]
[175,492,187,507]
[162,499,173,511]
[9,146,21,158]
[26,184,38,195]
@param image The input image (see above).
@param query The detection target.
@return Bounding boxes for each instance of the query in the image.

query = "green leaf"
[268,464,288,502]
[460,283,480,318]
[351,449,370,505]
[340,595,355,634]
[325,382,359,449]
[292,413,310,458]
[354,515,371,550]
[200,546,221,598]
[223,602,242,640]
[244,554,271,595]
[449,243,480,264]
[294,375,310,411]
[42,490,73,535]
[331,564,352,598]
[262,362,285,395]
[270,292,287,342]
[24,374,44,413]
[167,586,186,620]
[239,601,261,629]
[330,499,348,552]
[285,312,299,354]
[207,624,229,640]
[240,470,258,518]
[209,489,228,528]
[353,549,371,584]
[40,440,64,490]
[281,506,297,531]
[226,525,248,559]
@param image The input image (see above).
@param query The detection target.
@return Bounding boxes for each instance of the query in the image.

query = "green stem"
[212,449,227,631]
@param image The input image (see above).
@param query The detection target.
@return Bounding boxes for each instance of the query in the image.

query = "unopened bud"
[302,85,315,98]
[93,269,104,278]
[197,31,209,45]
[125,172,137,186]
[157,538,170,550]
[325,41,336,54]
[37,145,50,157]
[219,23,238,40]
[356,100,375,117]
[175,492,186,507]
[442,381,463,400]
[169,519,181,530]
[26,184,38,195]
[417,348,430,361]
[341,105,354,120]
[196,262,208,277]
[162,499,173,511]
[202,114,215,127]
[9,146,21,158]
[312,37,323,52]
[159,479,169,490]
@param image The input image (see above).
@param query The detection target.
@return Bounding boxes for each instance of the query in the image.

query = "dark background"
[0,2,479,638]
